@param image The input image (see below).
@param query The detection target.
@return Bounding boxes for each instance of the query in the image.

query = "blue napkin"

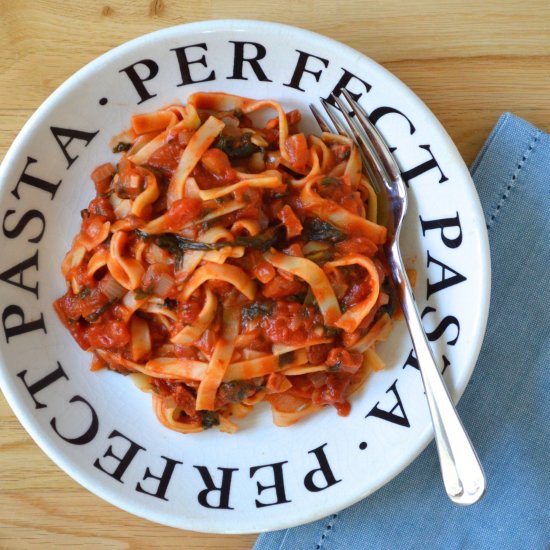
[255,113,550,550]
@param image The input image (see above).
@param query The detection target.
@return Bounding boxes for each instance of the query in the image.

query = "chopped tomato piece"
[177,295,203,324]
[335,236,378,256]
[282,243,303,257]
[312,373,351,405]
[342,279,375,310]
[148,141,185,173]
[174,344,199,360]
[173,384,197,416]
[266,109,301,129]
[90,163,115,194]
[284,133,309,172]
[253,261,276,284]
[54,288,108,323]
[88,197,115,221]
[278,205,303,238]
[163,198,202,230]
[87,320,130,349]
[330,143,350,163]
[90,353,107,372]
[261,301,323,345]
[307,343,332,365]
[201,148,234,179]
[81,215,108,241]
[326,348,363,374]
[115,167,145,199]
[262,274,305,299]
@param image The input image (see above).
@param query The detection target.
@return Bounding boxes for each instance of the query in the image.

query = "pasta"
[54,92,397,434]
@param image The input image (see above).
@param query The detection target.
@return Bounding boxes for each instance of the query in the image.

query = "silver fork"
[311,91,486,505]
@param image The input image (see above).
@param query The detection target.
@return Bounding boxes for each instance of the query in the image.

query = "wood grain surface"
[1,1,549,548]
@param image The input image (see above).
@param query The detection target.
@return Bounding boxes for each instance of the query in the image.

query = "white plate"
[0,20,490,533]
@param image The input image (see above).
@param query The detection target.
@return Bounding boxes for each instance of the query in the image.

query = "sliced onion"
[144,243,170,265]
[309,371,328,388]
[131,315,152,361]
[129,372,153,392]
[114,198,132,219]
[99,274,126,301]
[153,271,175,298]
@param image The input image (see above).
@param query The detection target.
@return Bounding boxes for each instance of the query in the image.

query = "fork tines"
[310,91,401,194]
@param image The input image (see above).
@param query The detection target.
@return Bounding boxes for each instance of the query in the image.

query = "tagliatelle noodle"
[54,92,399,434]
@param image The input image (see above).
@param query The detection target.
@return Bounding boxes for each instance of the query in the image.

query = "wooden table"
[1,1,549,548]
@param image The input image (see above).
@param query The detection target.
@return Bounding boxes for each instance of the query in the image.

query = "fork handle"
[387,243,486,505]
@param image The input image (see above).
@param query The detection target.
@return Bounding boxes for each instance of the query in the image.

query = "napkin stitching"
[314,513,338,549]
[486,129,542,229]
[470,112,510,176]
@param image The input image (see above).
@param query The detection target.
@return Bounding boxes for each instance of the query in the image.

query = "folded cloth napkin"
[255,113,550,550]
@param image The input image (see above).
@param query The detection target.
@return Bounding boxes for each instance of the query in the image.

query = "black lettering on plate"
[442,355,451,375]
[93,430,146,483]
[2,305,46,342]
[119,59,159,104]
[0,251,40,298]
[17,361,68,409]
[420,213,462,249]
[422,306,460,346]
[401,144,449,186]
[284,50,329,92]
[171,43,215,86]
[324,68,371,106]
[426,252,467,299]
[366,379,410,428]
[402,348,419,371]
[50,126,99,169]
[304,443,341,492]
[11,157,61,200]
[136,456,183,501]
[249,461,291,508]
[369,106,416,135]
[227,41,272,82]
[3,209,46,243]
[402,347,451,375]
[50,395,99,445]
[369,106,416,153]
[194,465,238,509]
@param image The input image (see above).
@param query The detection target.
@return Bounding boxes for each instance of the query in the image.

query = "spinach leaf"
[279,351,295,367]
[200,411,220,429]
[304,247,334,263]
[85,299,118,323]
[155,225,283,254]
[78,287,91,299]
[232,225,284,251]
[156,233,215,252]
[218,380,259,403]
[213,132,260,159]
[242,300,274,322]
[134,288,152,300]
[112,142,132,153]
[377,280,397,318]
[164,298,178,309]
[303,218,346,243]
[323,325,342,339]
[319,176,341,187]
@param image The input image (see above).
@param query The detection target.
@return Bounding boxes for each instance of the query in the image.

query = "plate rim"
[0,19,491,534]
